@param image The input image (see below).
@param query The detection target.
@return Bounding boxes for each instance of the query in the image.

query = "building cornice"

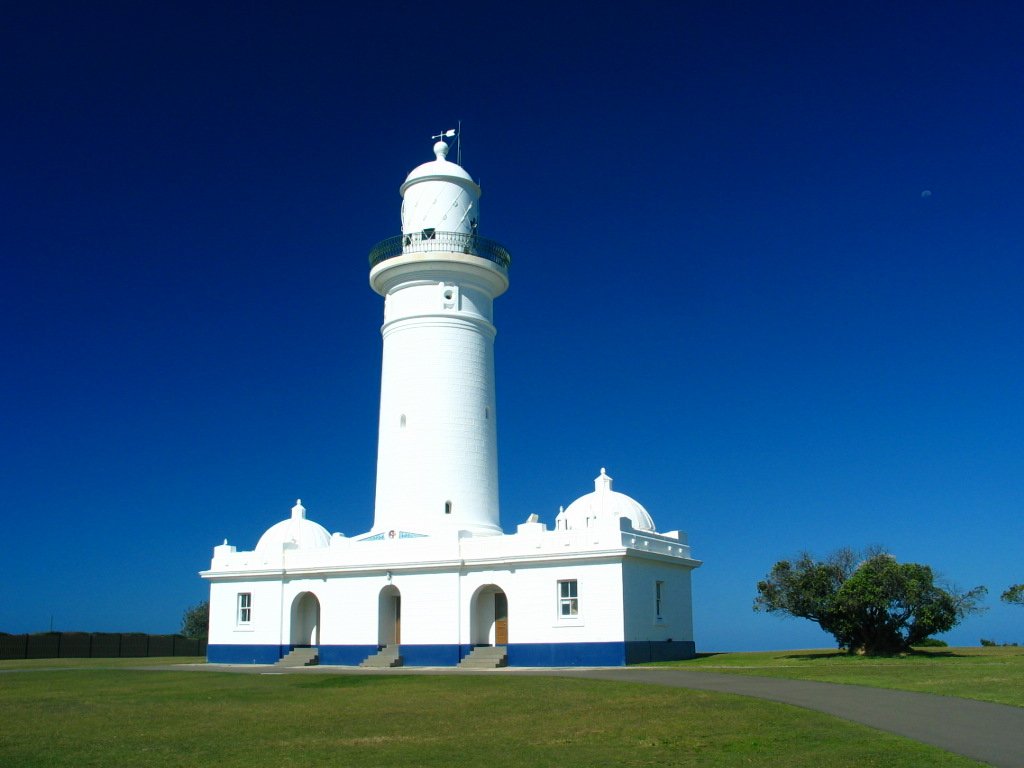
[199,542,698,582]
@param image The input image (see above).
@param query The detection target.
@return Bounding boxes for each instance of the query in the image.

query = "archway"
[378,585,401,646]
[290,592,320,646]
[470,585,508,646]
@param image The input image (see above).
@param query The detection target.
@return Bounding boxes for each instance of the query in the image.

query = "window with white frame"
[237,592,252,624]
[558,580,578,617]
[655,581,664,620]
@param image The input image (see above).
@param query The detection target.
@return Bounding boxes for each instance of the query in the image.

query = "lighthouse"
[368,138,510,538]
[202,133,700,668]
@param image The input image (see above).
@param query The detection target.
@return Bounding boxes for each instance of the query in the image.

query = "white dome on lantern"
[255,499,331,554]
[401,141,476,189]
[399,139,481,237]
[558,469,656,532]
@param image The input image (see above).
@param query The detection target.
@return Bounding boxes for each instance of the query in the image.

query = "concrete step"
[458,645,507,668]
[360,645,404,668]
[464,651,507,663]
[275,647,319,667]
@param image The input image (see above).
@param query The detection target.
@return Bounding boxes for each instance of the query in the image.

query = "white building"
[202,137,701,666]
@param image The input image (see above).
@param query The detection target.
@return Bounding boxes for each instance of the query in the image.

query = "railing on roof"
[369,230,511,270]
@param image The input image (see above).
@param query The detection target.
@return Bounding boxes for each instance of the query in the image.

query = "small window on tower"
[445,501,452,515]
[485,406,490,420]
[422,228,436,240]
[400,414,406,428]
[655,581,664,620]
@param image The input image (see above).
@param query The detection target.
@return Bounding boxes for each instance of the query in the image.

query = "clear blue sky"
[2,2,1021,651]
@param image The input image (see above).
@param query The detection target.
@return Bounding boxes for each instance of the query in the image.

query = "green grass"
[650,646,1024,707]
[0,668,983,767]
[0,656,204,670]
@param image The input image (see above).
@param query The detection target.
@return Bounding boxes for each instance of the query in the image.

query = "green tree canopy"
[181,601,209,640]
[1002,584,1024,606]
[754,548,986,655]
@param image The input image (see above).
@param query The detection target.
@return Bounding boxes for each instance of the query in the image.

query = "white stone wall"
[387,570,461,645]
[208,579,284,648]
[485,560,626,645]
[208,560,629,650]
[374,310,499,536]
[621,557,695,643]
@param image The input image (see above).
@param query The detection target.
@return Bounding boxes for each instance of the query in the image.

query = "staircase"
[361,644,404,668]
[275,647,319,667]
[458,645,508,669]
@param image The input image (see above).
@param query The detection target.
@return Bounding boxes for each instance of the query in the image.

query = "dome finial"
[595,467,613,492]
[291,499,306,519]
[430,127,456,162]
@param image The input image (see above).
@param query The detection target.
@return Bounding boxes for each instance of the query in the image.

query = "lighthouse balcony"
[369,231,511,270]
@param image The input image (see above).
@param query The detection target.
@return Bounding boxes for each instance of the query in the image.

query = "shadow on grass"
[906,650,971,658]
[781,650,971,661]
[782,652,848,661]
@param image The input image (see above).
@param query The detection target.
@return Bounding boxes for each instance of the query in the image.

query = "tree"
[1002,584,1024,606]
[754,549,986,655]
[181,601,209,640]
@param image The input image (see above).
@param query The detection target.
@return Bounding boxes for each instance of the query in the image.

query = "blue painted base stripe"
[208,640,696,667]
[399,644,462,667]
[508,642,626,667]
[318,645,378,666]
[624,640,697,664]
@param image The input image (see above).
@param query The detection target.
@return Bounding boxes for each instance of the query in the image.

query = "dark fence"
[0,632,207,660]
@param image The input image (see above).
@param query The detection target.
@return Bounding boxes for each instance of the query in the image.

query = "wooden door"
[494,593,508,645]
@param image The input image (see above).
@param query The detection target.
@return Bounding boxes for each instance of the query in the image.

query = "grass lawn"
[0,667,984,768]
[650,646,1024,707]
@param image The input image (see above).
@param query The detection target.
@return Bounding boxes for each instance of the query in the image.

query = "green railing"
[369,230,511,270]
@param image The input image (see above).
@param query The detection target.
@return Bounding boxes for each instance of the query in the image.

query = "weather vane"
[431,122,462,165]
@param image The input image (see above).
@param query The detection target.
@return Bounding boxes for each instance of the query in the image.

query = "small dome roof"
[400,139,479,196]
[559,469,656,532]
[255,499,330,554]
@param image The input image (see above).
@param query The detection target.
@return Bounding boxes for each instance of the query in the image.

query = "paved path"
[550,668,1024,768]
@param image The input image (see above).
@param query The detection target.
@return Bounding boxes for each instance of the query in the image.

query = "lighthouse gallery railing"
[369,231,511,270]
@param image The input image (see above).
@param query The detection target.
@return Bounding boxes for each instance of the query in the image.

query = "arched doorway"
[378,585,401,646]
[290,592,320,646]
[470,585,508,646]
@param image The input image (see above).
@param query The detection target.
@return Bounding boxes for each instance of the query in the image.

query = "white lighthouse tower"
[367,137,510,538]
[203,133,700,668]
